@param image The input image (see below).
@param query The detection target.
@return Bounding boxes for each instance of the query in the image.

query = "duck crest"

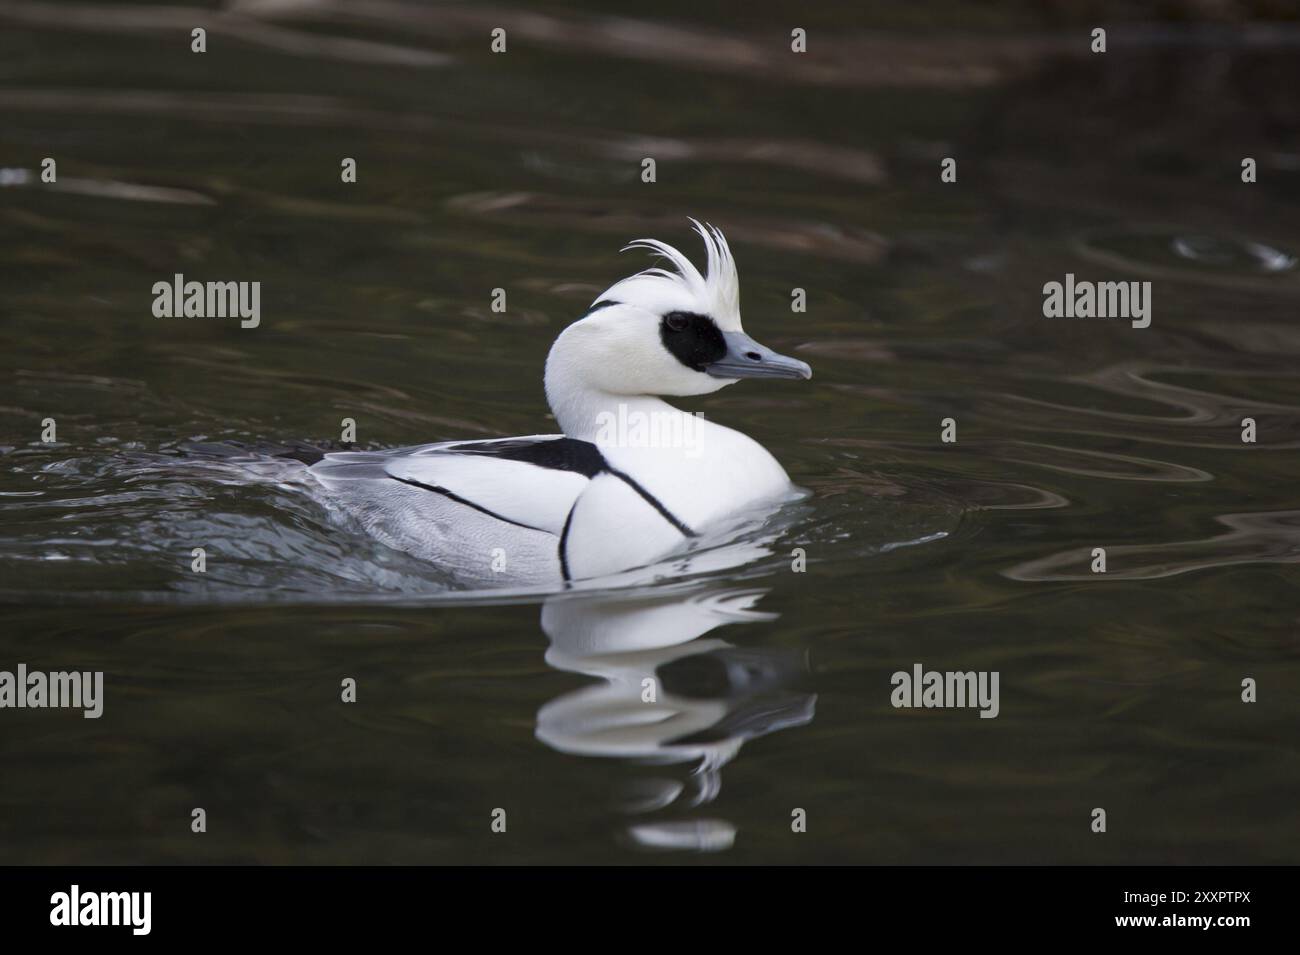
[603,218,743,333]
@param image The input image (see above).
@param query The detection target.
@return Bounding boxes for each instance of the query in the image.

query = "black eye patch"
[659,311,726,372]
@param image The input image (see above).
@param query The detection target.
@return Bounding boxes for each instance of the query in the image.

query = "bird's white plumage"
[307,222,810,586]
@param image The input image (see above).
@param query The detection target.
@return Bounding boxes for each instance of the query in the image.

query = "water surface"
[1,1,1298,863]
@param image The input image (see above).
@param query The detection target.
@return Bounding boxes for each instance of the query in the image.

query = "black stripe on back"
[398,437,694,579]
[557,505,578,582]
[389,476,549,533]
[447,437,606,478]
[556,471,696,583]
[608,469,697,538]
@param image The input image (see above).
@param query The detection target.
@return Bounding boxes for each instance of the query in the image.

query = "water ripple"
[1005,509,1300,581]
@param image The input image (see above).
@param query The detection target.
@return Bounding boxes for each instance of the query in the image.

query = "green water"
[1,2,1298,862]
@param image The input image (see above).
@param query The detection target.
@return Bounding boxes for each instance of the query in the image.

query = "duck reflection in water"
[535,583,816,852]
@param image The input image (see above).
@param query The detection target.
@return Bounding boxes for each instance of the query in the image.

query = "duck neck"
[544,333,687,442]
[546,379,681,444]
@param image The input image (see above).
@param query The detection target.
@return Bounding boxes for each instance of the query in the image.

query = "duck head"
[544,221,812,421]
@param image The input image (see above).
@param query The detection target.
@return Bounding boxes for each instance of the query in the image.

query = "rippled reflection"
[537,585,813,852]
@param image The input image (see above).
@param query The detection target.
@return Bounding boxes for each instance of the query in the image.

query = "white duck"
[309,220,812,585]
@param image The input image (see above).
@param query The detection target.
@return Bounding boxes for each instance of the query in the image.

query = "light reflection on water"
[1,1,1299,862]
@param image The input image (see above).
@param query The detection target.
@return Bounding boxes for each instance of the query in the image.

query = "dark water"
[2,2,1299,863]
